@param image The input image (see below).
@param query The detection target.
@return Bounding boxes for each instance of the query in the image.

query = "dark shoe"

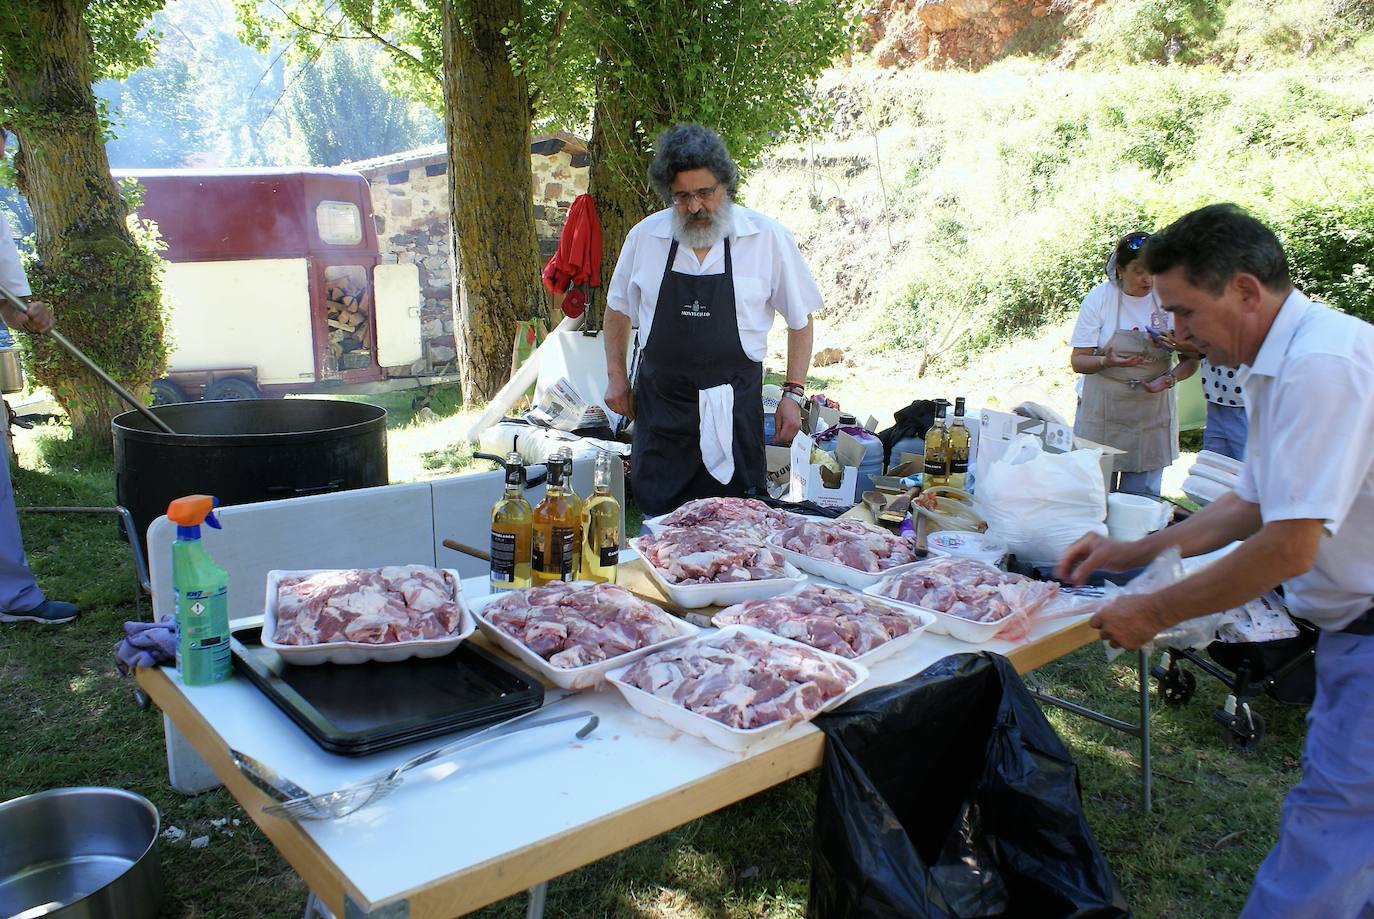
[0,599,79,624]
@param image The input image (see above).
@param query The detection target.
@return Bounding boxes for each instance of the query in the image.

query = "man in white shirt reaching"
[1057,203,1374,919]
[603,124,820,515]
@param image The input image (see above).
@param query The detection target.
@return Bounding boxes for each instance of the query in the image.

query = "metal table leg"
[1027,648,1153,813]
[526,881,548,919]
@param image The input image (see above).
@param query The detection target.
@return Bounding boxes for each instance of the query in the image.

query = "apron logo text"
[681,299,711,319]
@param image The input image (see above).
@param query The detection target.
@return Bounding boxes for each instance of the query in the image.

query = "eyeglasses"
[1124,232,1150,250]
[671,183,720,206]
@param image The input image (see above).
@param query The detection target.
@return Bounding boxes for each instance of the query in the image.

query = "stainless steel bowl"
[0,347,22,394]
[0,787,161,919]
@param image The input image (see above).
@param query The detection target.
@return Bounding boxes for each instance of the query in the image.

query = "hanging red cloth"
[542,194,603,318]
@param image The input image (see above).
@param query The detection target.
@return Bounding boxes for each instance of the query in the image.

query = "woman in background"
[1069,231,1198,495]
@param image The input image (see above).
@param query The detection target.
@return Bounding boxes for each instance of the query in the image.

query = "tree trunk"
[588,56,659,283]
[2,0,166,450]
[441,0,544,403]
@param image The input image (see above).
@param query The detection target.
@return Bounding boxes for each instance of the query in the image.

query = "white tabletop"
[160,562,1096,909]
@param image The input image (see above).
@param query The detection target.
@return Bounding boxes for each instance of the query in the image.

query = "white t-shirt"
[1,217,31,297]
[605,205,822,362]
[1069,280,1166,350]
[1234,290,1374,630]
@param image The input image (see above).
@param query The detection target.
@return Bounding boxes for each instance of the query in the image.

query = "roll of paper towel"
[1107,493,1169,541]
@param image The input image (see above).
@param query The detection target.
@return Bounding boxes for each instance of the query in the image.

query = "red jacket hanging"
[542,194,603,307]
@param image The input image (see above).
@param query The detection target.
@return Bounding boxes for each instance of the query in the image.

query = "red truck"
[118,167,441,402]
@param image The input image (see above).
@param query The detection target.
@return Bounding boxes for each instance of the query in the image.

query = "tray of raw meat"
[864,557,1061,643]
[467,582,698,689]
[605,625,868,753]
[643,496,801,543]
[766,517,927,589]
[711,584,935,664]
[264,566,473,665]
[630,529,807,609]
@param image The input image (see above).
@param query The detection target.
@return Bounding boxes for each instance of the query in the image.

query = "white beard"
[672,198,733,250]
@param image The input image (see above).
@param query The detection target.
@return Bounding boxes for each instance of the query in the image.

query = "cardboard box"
[787,431,861,508]
[765,444,792,499]
[977,409,1124,487]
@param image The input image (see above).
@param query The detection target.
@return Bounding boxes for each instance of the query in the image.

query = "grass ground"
[0,400,1304,918]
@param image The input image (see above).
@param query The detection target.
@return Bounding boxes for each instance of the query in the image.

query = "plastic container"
[467,585,698,689]
[261,568,474,665]
[710,586,935,666]
[630,536,807,608]
[1106,493,1169,541]
[168,495,231,685]
[861,582,1012,644]
[815,426,884,498]
[925,531,1007,567]
[604,625,869,753]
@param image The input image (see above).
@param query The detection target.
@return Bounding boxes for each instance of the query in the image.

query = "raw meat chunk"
[637,528,791,584]
[481,582,682,669]
[713,584,918,659]
[657,497,798,543]
[622,633,857,730]
[872,558,1059,626]
[771,518,921,572]
[272,566,463,646]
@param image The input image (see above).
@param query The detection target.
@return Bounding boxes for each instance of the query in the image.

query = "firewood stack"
[325,281,372,366]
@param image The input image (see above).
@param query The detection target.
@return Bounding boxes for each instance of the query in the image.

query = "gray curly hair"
[647,124,740,205]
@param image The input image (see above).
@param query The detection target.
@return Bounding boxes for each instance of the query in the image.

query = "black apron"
[630,238,766,516]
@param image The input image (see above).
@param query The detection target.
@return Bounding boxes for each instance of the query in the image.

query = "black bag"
[809,653,1129,919]
[876,399,949,467]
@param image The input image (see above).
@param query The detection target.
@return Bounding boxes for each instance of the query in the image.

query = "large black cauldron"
[113,399,388,557]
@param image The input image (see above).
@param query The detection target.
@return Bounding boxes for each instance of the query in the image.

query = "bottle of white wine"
[580,453,622,583]
[532,458,577,585]
[947,397,970,491]
[489,453,532,592]
[556,447,584,579]
[923,407,951,488]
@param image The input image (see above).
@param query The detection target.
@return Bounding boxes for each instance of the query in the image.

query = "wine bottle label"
[950,457,968,475]
[532,530,548,573]
[553,527,575,580]
[490,530,517,582]
[600,543,620,567]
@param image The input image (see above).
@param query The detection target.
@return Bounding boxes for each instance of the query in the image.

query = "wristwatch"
[781,391,806,407]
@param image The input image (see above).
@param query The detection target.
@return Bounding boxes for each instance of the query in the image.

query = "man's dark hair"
[1142,203,1290,296]
[647,124,739,205]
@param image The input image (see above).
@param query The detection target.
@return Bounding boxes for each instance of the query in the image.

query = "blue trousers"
[1203,401,1248,461]
[1241,628,1374,918]
[0,441,44,612]
[1114,467,1164,496]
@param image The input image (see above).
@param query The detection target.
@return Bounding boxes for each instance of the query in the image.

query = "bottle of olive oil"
[947,398,970,491]
[923,407,951,488]
[489,452,533,592]
[532,457,577,585]
[557,447,584,578]
[580,453,622,583]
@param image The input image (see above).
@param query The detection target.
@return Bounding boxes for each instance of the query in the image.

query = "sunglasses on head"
[1123,232,1150,250]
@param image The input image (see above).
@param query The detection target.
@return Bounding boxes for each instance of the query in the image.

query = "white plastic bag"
[1100,548,1230,660]
[977,435,1108,564]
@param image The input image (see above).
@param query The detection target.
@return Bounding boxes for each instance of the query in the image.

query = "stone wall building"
[350,133,589,373]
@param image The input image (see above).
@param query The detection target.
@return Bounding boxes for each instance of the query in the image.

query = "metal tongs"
[261,708,599,821]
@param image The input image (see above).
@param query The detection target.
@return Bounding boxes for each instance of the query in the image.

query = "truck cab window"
[324,265,373,372]
[316,201,362,245]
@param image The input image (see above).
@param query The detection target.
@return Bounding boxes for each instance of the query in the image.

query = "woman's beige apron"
[1076,291,1176,473]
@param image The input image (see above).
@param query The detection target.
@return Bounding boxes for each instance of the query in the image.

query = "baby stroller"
[1151,609,1318,751]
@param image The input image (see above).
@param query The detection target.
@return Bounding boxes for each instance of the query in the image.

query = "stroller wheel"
[1158,667,1196,706]
[1216,703,1266,752]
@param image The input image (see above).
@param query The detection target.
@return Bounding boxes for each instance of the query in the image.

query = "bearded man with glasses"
[603,123,821,515]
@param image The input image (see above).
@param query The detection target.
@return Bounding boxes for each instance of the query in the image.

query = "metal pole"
[0,281,176,435]
[1138,648,1153,813]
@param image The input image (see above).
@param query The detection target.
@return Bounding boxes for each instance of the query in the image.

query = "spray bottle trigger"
[205,512,222,530]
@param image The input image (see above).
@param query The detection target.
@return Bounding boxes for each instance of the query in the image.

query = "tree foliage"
[1,0,169,449]
[289,43,440,166]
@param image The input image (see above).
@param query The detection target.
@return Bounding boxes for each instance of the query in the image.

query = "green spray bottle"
[167,495,230,685]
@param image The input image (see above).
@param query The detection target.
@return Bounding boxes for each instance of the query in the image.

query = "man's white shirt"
[1234,289,1374,629]
[605,205,821,362]
[1,217,31,297]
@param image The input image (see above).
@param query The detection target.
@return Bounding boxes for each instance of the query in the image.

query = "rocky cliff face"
[860,0,1086,69]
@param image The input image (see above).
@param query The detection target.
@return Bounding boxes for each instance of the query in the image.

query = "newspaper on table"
[528,377,609,432]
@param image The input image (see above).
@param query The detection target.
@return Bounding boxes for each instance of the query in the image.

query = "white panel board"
[374,262,423,367]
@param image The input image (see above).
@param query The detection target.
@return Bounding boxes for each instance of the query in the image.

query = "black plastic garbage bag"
[809,653,1129,919]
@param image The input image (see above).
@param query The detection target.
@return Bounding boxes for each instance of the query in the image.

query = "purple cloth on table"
[115,615,178,675]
